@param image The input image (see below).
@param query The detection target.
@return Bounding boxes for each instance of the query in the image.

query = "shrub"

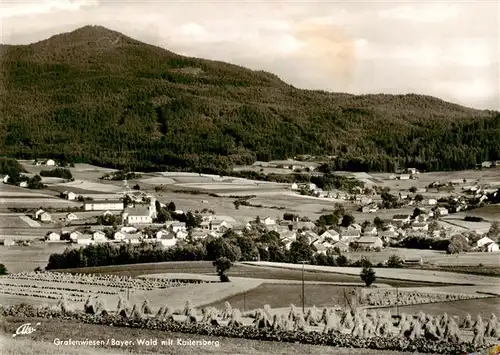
[0,264,8,275]
[213,257,232,282]
[387,254,404,268]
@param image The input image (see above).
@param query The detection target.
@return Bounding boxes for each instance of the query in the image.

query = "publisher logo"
[12,322,40,338]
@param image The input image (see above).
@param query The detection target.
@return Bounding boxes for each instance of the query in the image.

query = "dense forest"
[1,25,499,173]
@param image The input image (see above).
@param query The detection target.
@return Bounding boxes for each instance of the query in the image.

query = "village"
[1,158,499,266]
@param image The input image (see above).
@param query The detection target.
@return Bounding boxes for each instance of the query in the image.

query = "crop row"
[1,298,498,355]
[0,282,117,295]
[361,290,477,307]
[4,271,193,290]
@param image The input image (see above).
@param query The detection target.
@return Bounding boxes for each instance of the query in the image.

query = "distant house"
[46,159,55,166]
[113,231,127,241]
[210,220,230,232]
[76,234,94,245]
[19,181,28,188]
[281,238,293,250]
[320,230,340,242]
[66,213,78,221]
[297,221,316,230]
[411,222,429,231]
[165,221,187,232]
[123,233,142,244]
[360,197,372,205]
[263,217,276,226]
[476,236,495,248]
[92,231,107,242]
[0,238,15,246]
[176,230,189,240]
[398,174,411,180]
[349,223,362,232]
[2,175,9,183]
[361,204,379,213]
[35,209,45,220]
[425,199,437,206]
[332,240,349,252]
[69,231,84,242]
[378,230,397,240]
[407,168,418,175]
[436,207,449,216]
[84,200,124,212]
[392,214,411,225]
[302,231,320,244]
[356,236,383,250]
[159,234,177,248]
[290,183,299,190]
[63,191,77,201]
[363,226,378,236]
[45,232,60,242]
[280,230,297,241]
[341,229,361,241]
[314,241,333,254]
[39,212,52,222]
[122,206,153,225]
[484,242,499,253]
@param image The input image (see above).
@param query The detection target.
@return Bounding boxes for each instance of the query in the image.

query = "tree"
[213,257,232,282]
[0,263,7,275]
[414,194,424,203]
[360,265,376,287]
[185,212,202,230]
[333,203,345,217]
[340,214,355,228]
[132,184,140,190]
[409,186,417,193]
[486,221,500,241]
[387,254,403,268]
[289,235,313,263]
[167,202,176,212]
[373,216,384,230]
[233,200,240,210]
[336,254,350,266]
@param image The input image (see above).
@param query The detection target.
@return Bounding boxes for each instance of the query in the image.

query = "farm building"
[165,221,187,232]
[378,230,397,240]
[341,229,361,241]
[404,257,424,265]
[84,200,124,211]
[320,230,340,242]
[0,238,15,246]
[290,183,299,190]
[19,181,28,188]
[45,159,55,166]
[484,242,499,252]
[123,233,142,244]
[263,217,276,225]
[398,174,411,180]
[425,199,437,206]
[158,234,177,248]
[411,222,429,231]
[66,213,78,221]
[363,226,378,236]
[407,168,419,174]
[314,241,334,254]
[476,236,495,248]
[190,229,209,240]
[76,235,94,245]
[281,238,293,250]
[2,175,9,183]
[176,230,189,240]
[34,209,45,219]
[209,220,230,232]
[356,236,383,250]
[39,212,52,222]
[113,231,126,241]
[63,191,77,200]
[69,231,83,242]
[332,240,349,252]
[436,207,449,216]
[122,206,153,225]
[280,230,297,241]
[392,214,411,225]
[45,232,60,242]
[349,223,362,232]
[361,204,379,213]
[92,231,106,242]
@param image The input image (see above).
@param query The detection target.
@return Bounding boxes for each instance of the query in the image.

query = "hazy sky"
[2,0,499,110]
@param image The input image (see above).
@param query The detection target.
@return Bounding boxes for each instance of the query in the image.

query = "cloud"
[1,0,499,110]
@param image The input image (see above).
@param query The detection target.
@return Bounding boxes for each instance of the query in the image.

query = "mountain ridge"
[0,25,499,172]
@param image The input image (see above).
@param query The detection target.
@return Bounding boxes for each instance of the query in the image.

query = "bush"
[387,255,404,268]
[0,263,7,275]
[40,168,73,180]
[213,257,232,282]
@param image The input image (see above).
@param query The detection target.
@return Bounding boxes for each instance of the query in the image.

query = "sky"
[1,0,499,110]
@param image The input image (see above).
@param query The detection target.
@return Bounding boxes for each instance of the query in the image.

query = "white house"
[45,232,60,242]
[263,217,276,226]
[84,200,124,211]
[35,209,45,220]
[63,191,77,201]
[165,221,187,232]
[477,236,495,248]
[39,212,52,222]
[69,231,83,242]
[341,229,361,241]
[332,240,350,252]
[0,238,15,246]
[281,238,293,250]
[436,207,449,216]
[360,197,373,205]
[92,231,107,242]
[113,231,127,241]
[290,183,299,190]
[123,233,142,244]
[122,206,153,225]
[46,159,55,166]
[76,234,94,245]
[176,230,189,240]
[2,175,9,183]
[399,174,411,180]
[356,236,384,250]
[363,226,378,236]
[66,213,78,221]
[159,234,177,248]
[425,199,438,206]
[349,223,362,232]
[210,220,230,232]
[19,181,28,188]
[314,241,333,254]
[485,242,499,253]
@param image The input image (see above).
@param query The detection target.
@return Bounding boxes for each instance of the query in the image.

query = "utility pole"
[243,291,246,312]
[396,286,399,318]
[299,260,309,313]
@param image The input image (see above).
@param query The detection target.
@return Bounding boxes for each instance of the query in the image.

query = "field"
[0,243,69,273]
[244,262,500,286]
[0,317,435,355]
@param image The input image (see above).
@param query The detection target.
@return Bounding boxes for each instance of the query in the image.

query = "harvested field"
[0,215,33,228]
[56,180,124,193]
[18,215,41,227]
[206,283,357,310]
[452,205,500,221]
[0,197,80,208]
[54,261,442,287]
[244,262,500,286]
[0,317,434,355]
[0,243,69,273]
[344,248,500,267]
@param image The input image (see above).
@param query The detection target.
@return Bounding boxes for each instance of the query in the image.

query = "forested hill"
[1,25,499,173]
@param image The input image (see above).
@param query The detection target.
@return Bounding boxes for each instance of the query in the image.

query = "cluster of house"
[387,168,420,181]
[252,160,318,172]
[289,182,357,200]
